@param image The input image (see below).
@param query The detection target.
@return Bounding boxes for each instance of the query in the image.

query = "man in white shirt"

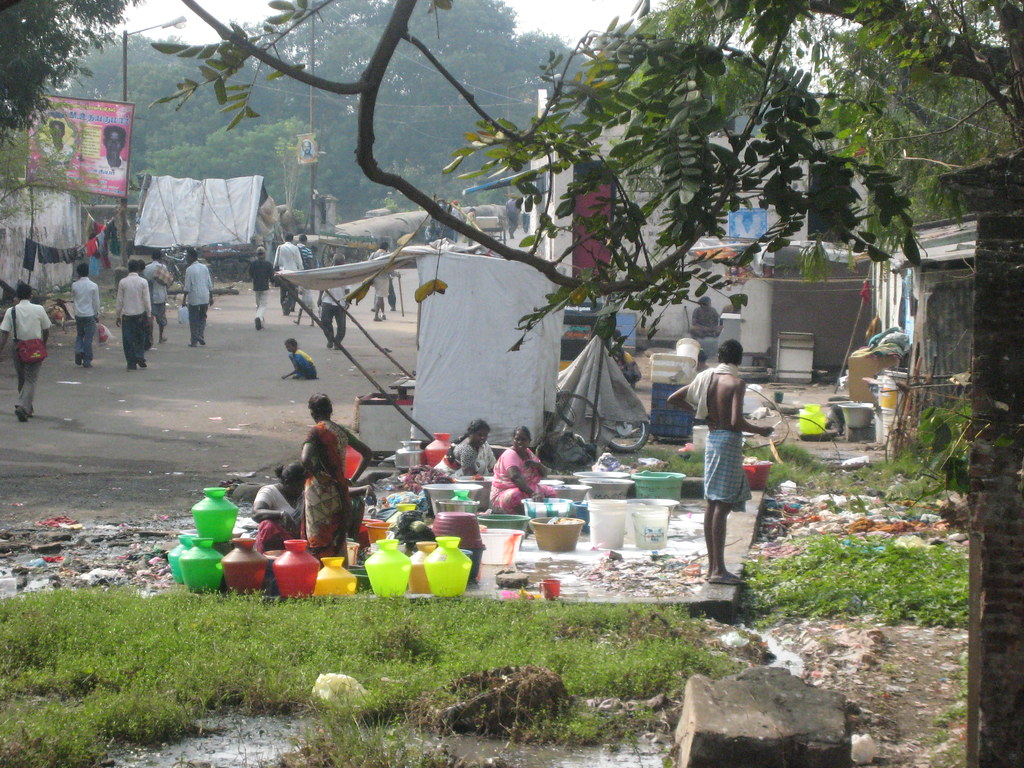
[71,262,100,368]
[182,247,214,347]
[116,259,152,371]
[143,253,173,344]
[0,282,53,421]
[273,233,303,316]
[318,285,349,349]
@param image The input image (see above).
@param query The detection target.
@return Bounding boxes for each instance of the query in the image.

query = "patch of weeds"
[0,593,731,765]
[285,716,454,768]
[366,622,438,664]
[525,703,647,745]
[742,536,968,628]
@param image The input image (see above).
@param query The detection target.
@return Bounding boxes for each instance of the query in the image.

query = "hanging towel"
[22,239,37,271]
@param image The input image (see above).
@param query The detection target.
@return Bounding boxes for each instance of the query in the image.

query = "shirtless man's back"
[667,339,771,584]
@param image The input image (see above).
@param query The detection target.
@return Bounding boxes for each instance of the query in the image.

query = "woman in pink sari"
[301,393,372,558]
[490,426,557,514]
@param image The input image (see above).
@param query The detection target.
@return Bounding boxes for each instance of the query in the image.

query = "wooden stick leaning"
[341,304,413,379]
[284,284,432,440]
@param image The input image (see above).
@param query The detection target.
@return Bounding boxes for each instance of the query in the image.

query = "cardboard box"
[847,354,900,403]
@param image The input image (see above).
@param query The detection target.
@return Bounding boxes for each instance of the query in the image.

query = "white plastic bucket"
[479,529,523,566]
[675,337,701,366]
[588,500,628,549]
[878,375,898,409]
[692,425,709,451]
[632,507,670,549]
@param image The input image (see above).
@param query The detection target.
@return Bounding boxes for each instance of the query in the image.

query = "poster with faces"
[27,96,135,198]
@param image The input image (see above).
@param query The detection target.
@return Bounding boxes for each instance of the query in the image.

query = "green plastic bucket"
[631,471,686,500]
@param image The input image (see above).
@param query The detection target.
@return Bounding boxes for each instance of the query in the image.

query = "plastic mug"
[540,579,561,600]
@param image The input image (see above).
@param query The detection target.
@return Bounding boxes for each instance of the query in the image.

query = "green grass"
[0,591,737,768]
[741,536,968,628]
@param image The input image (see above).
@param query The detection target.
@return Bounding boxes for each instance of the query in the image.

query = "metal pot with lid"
[396,440,423,469]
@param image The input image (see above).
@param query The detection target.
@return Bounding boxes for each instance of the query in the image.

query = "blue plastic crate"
[651,382,679,409]
[650,408,694,439]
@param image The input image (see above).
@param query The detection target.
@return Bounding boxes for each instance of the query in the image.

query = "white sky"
[123,0,659,44]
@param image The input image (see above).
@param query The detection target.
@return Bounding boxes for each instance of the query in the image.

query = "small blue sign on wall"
[728,208,769,239]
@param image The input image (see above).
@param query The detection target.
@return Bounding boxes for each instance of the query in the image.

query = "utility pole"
[308,16,317,235]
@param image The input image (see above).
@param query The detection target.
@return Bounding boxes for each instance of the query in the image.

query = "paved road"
[0,275,419,523]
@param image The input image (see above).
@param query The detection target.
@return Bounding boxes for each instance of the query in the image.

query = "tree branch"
[403,33,508,136]
[179,0,365,95]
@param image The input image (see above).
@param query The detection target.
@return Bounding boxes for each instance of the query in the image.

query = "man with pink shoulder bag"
[0,282,52,423]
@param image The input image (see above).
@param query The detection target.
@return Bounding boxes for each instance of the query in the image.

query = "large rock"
[675,667,850,768]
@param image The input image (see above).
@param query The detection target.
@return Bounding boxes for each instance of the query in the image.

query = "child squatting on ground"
[283,339,317,380]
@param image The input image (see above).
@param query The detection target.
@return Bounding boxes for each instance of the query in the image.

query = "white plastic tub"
[632,506,670,549]
[479,529,523,566]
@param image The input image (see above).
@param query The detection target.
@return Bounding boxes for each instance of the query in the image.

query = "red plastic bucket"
[743,462,772,491]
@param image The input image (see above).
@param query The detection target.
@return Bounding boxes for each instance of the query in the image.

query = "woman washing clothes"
[435,418,496,479]
[489,426,557,513]
[252,462,305,554]
[301,393,373,558]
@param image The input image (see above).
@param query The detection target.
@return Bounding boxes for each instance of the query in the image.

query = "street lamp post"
[122,16,187,102]
[119,15,186,263]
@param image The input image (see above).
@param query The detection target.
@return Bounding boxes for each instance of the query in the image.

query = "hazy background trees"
[59,0,569,222]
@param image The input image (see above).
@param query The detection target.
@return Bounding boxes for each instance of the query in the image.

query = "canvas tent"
[279,245,562,443]
[135,175,268,248]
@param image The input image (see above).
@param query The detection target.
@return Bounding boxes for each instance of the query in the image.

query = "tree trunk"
[942,153,1024,768]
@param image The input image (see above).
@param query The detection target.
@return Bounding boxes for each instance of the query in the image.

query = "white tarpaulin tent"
[135,175,266,248]
[280,245,562,443]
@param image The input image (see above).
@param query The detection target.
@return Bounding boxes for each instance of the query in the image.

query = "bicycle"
[544,388,650,453]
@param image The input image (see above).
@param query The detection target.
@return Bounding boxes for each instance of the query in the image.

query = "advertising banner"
[27,96,135,198]
[297,133,318,164]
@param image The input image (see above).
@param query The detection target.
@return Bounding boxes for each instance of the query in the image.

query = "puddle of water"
[441,734,668,767]
[107,713,305,768]
[105,714,667,768]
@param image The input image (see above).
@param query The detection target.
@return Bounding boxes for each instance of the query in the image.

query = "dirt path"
[0,274,419,524]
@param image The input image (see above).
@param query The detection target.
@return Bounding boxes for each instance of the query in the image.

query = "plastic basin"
[529,517,585,553]
[743,461,773,491]
[631,471,686,499]
[582,477,635,500]
[556,484,591,502]
[837,402,874,429]
[479,530,524,566]
[421,483,483,511]
[476,514,531,532]
[363,520,390,544]
[523,498,574,519]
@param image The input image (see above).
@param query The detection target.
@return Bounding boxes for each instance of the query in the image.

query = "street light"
[122,16,187,102]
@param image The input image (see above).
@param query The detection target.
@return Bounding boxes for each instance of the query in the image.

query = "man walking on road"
[116,259,152,371]
[0,282,52,422]
[318,285,348,349]
[143,252,173,345]
[668,339,772,584]
[182,247,213,347]
[273,233,303,316]
[294,234,318,326]
[71,262,100,367]
[249,246,274,330]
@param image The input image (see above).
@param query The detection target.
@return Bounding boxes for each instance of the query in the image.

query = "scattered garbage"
[312,673,366,704]
[575,551,704,598]
[851,733,879,764]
